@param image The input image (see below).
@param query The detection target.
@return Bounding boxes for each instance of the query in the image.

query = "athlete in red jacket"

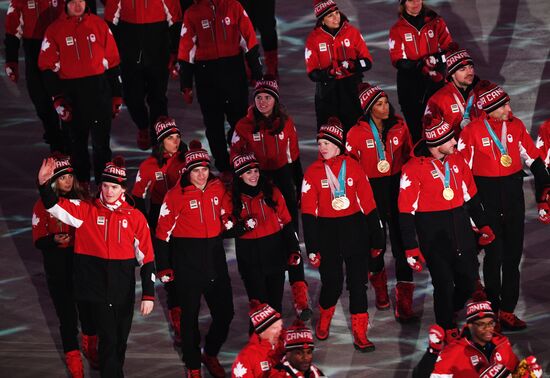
[305,0,373,133]
[346,83,415,321]
[37,156,155,377]
[535,119,550,223]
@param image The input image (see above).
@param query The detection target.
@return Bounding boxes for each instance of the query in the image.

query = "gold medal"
[332,196,350,211]
[442,187,454,201]
[500,154,512,167]
[377,160,390,174]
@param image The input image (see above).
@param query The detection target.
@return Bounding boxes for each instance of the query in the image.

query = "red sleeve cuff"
[142,295,155,302]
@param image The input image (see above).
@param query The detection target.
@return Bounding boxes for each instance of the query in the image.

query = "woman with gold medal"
[347,83,416,322]
[301,117,385,352]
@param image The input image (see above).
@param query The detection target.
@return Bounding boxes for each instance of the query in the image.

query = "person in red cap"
[457,81,550,330]
[155,141,234,378]
[32,153,97,377]
[346,83,416,322]
[301,117,384,352]
[398,115,495,343]
[270,321,324,378]
[231,301,283,378]
[4,0,66,152]
[177,0,263,177]
[305,0,373,134]
[535,119,550,223]
[425,43,483,137]
[230,77,310,319]
[37,155,156,377]
[389,0,453,143]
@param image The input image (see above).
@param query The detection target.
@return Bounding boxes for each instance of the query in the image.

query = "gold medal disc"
[500,154,512,167]
[442,187,454,201]
[331,196,350,211]
[377,160,390,174]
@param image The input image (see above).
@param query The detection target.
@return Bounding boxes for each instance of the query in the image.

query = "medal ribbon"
[484,119,508,156]
[463,95,474,120]
[430,160,451,189]
[324,160,347,198]
[368,118,386,162]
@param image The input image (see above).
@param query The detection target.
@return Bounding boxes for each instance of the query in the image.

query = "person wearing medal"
[346,83,417,322]
[535,118,550,224]
[398,114,495,343]
[301,117,385,352]
[457,81,550,331]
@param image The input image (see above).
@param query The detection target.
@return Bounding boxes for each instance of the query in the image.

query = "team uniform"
[231,333,281,378]
[536,119,550,165]
[5,0,65,152]
[270,359,324,378]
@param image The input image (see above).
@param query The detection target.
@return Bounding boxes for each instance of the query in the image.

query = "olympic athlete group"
[5,0,550,376]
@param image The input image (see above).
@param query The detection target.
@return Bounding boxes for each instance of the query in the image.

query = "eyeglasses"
[472,320,496,330]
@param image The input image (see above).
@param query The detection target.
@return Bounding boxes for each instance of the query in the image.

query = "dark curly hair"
[363,102,400,144]
[252,102,289,135]
[231,174,277,221]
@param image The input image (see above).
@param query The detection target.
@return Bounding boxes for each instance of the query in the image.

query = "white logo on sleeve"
[305,47,312,61]
[181,24,188,37]
[160,202,170,217]
[345,142,352,152]
[135,171,142,183]
[233,362,247,378]
[69,199,81,206]
[400,173,411,190]
[388,38,395,50]
[536,136,544,149]
[32,213,40,227]
[302,179,311,194]
[41,38,51,52]
[457,138,466,151]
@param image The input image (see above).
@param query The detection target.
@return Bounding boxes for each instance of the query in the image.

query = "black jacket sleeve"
[365,209,385,250]
[179,60,194,90]
[245,44,263,81]
[38,182,59,209]
[530,157,550,202]
[169,22,181,54]
[354,58,372,73]
[133,197,148,218]
[140,261,156,299]
[154,238,171,273]
[4,33,20,63]
[301,213,319,254]
[307,68,334,83]
[396,58,420,72]
[281,223,300,254]
[34,234,58,250]
[42,69,63,98]
[399,212,418,250]
[105,66,122,97]
[465,193,488,228]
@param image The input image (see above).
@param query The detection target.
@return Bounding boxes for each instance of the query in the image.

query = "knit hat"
[50,153,74,181]
[423,114,455,147]
[183,140,211,173]
[285,321,315,351]
[475,80,510,114]
[249,300,281,334]
[358,82,387,114]
[313,0,338,19]
[466,301,495,323]
[102,156,127,185]
[254,76,279,101]
[445,42,474,79]
[154,116,180,144]
[317,117,344,150]
[233,151,259,176]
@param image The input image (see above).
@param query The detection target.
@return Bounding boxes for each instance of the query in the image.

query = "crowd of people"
[5,0,549,376]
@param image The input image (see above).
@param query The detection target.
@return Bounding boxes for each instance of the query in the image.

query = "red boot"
[394,281,419,323]
[82,334,99,369]
[264,50,279,79]
[187,368,202,378]
[291,281,312,321]
[315,305,335,340]
[445,328,460,344]
[169,306,182,345]
[369,269,390,310]
[499,310,527,330]
[65,350,84,378]
[350,313,375,352]
[201,353,225,378]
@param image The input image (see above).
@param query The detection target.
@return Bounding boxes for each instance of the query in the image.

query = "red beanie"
[154,116,180,144]
[313,0,338,19]
[102,156,127,185]
[474,80,510,114]
[445,42,474,79]
[254,76,279,101]
[184,140,211,172]
[285,320,315,351]
[50,153,74,181]
[249,300,281,334]
[233,151,259,176]
[466,301,495,323]
[358,82,387,114]
[423,115,455,147]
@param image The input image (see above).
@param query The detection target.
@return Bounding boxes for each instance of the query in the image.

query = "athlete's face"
[438,138,457,156]
[240,168,260,187]
[452,65,475,89]
[404,0,423,16]
[489,102,512,121]
[286,348,314,373]
[67,0,86,17]
[322,10,341,30]
[468,317,496,345]
[259,319,283,345]
[189,166,209,189]
[370,97,390,121]
[101,182,125,203]
[255,93,276,117]
[162,133,181,155]
[318,139,340,160]
[55,174,74,194]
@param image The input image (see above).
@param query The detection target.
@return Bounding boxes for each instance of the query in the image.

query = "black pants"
[238,0,277,52]
[195,56,249,172]
[23,40,66,152]
[242,269,285,314]
[369,175,413,282]
[475,175,525,313]
[42,248,95,353]
[91,301,134,378]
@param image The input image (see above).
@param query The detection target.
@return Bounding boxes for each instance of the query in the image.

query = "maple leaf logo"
[181,24,187,37]
[305,47,312,61]
[160,202,170,217]
[400,173,411,190]
[102,58,109,69]
[231,132,240,145]
[536,136,544,149]
[224,220,234,230]
[424,104,432,115]
[41,38,51,52]
[457,138,466,151]
[135,171,142,183]
[301,179,311,194]
[7,4,14,14]
[429,332,442,344]
[345,142,352,152]
[388,38,395,50]
[32,213,40,227]
[69,199,81,206]
[233,362,247,378]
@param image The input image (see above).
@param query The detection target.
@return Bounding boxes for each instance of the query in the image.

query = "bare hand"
[140,300,154,316]
[38,158,56,185]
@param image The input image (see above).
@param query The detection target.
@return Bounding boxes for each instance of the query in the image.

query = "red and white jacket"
[156,178,228,240]
[230,107,300,171]
[388,10,452,66]
[38,12,120,79]
[5,0,64,40]
[346,117,413,179]
[398,147,478,214]
[32,198,75,249]
[104,0,182,26]
[177,0,257,63]
[304,21,372,80]
[431,332,518,378]
[536,119,550,166]
[425,81,483,136]
[221,186,292,240]
[232,333,280,378]
[131,153,186,205]
[301,154,377,219]
[269,358,324,378]
[457,115,543,177]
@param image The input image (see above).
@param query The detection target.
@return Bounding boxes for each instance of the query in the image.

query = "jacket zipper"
[118,220,121,243]
[198,200,204,223]
[74,37,81,60]
[87,36,93,58]
[259,199,266,221]
[211,198,216,220]
[261,132,266,156]
[104,218,108,241]
[221,18,227,41]
[274,134,280,155]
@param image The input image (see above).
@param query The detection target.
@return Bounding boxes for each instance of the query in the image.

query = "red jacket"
[269,359,324,378]
[388,10,452,66]
[38,12,121,79]
[5,0,64,40]
[536,119,550,166]
[232,334,279,378]
[346,117,413,179]
[301,154,377,219]
[425,81,483,137]
[131,153,186,205]
[104,0,182,25]
[304,21,372,79]
[398,145,478,214]
[457,115,543,177]
[230,107,300,171]
[32,198,75,248]
[178,0,257,62]
[431,332,518,377]
[156,178,228,240]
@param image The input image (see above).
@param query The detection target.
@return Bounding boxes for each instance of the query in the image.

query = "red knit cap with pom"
[317,117,344,150]
[248,299,281,335]
[102,156,127,185]
[50,152,74,182]
[445,42,474,79]
[184,140,211,172]
[423,114,455,147]
[474,80,510,114]
[285,320,315,351]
